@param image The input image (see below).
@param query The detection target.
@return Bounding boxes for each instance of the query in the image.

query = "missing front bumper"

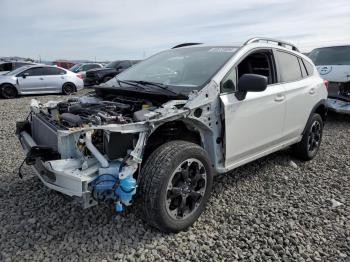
[18,130,99,208]
[326,98,350,114]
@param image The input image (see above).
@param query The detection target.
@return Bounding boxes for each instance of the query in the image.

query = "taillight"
[323,80,329,89]
[76,73,83,79]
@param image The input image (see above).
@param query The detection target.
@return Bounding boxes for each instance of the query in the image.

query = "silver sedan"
[0,65,84,99]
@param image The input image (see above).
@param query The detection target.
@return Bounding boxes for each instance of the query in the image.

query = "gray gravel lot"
[0,91,349,261]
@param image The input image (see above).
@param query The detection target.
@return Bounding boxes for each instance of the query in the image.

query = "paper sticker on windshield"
[208,47,237,53]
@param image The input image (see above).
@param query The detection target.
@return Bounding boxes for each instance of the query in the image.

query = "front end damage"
[16,91,192,211]
[326,81,350,114]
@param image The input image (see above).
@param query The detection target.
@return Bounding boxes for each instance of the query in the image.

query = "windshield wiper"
[126,80,179,96]
[116,79,147,90]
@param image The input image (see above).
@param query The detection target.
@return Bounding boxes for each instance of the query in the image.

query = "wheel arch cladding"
[302,99,327,135]
[143,121,202,162]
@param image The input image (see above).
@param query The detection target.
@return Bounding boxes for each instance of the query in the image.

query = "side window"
[0,63,13,71]
[42,67,66,75]
[119,61,131,69]
[298,58,308,78]
[221,50,276,93]
[276,51,302,82]
[85,64,101,70]
[221,68,237,93]
[303,59,314,76]
[18,67,44,77]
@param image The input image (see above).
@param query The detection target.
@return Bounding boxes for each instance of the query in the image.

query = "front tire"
[292,113,323,160]
[1,84,18,99]
[62,83,76,95]
[138,141,213,233]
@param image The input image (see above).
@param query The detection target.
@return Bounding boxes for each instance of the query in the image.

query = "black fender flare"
[302,99,327,135]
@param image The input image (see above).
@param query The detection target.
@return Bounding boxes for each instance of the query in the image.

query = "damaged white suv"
[17,38,328,232]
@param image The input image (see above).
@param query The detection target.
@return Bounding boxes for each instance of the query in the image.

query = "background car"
[69,63,103,80]
[84,60,140,86]
[309,45,350,114]
[0,61,35,75]
[0,65,83,99]
[52,60,75,69]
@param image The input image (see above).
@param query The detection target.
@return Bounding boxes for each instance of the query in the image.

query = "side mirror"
[236,74,267,100]
[22,72,29,78]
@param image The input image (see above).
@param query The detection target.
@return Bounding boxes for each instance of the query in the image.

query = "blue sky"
[1,0,349,61]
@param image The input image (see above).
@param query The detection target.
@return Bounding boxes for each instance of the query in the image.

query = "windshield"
[116,46,237,93]
[106,61,120,69]
[69,64,81,72]
[309,46,350,65]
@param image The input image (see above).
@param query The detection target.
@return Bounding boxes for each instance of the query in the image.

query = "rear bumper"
[18,131,98,207]
[326,98,350,114]
[84,77,99,87]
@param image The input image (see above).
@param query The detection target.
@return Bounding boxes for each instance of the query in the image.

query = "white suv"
[17,38,328,232]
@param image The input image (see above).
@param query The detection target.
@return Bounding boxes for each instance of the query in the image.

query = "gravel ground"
[0,91,349,261]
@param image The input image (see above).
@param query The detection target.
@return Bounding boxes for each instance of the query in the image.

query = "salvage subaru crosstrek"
[17,38,328,232]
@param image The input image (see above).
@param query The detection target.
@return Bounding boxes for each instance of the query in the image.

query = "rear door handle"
[274,94,285,102]
[39,77,44,80]
[309,88,315,95]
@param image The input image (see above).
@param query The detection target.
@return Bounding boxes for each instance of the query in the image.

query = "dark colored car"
[84,60,140,86]
[0,61,35,75]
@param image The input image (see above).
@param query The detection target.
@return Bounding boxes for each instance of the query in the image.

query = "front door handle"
[309,88,315,95]
[39,77,44,80]
[274,94,285,102]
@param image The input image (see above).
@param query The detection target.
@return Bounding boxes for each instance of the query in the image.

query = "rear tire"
[1,84,18,99]
[292,113,323,160]
[138,141,213,233]
[62,83,76,95]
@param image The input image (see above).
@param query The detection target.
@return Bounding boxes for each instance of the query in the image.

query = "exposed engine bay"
[17,90,194,212]
[47,92,165,128]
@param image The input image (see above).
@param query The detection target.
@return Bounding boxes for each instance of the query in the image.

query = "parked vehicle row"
[16,38,328,232]
[0,65,83,98]
[69,63,104,80]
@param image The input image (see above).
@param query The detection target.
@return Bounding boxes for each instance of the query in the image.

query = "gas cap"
[317,66,332,75]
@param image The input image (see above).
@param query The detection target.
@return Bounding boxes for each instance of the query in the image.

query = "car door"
[17,67,47,93]
[41,67,66,92]
[274,50,316,139]
[220,49,286,168]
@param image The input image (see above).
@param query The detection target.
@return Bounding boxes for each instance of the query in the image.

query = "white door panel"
[45,75,65,92]
[221,84,286,167]
[282,77,321,139]
[17,76,46,93]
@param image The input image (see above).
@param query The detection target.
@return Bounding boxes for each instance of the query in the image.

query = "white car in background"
[69,63,104,80]
[0,65,84,99]
[309,45,350,114]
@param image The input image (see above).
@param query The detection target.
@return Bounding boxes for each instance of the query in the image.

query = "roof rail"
[172,43,202,49]
[244,37,299,52]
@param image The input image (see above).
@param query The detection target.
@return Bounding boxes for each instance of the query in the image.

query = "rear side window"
[276,51,302,82]
[303,59,314,76]
[0,63,13,71]
[43,67,66,75]
[298,58,308,78]
[85,64,101,70]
